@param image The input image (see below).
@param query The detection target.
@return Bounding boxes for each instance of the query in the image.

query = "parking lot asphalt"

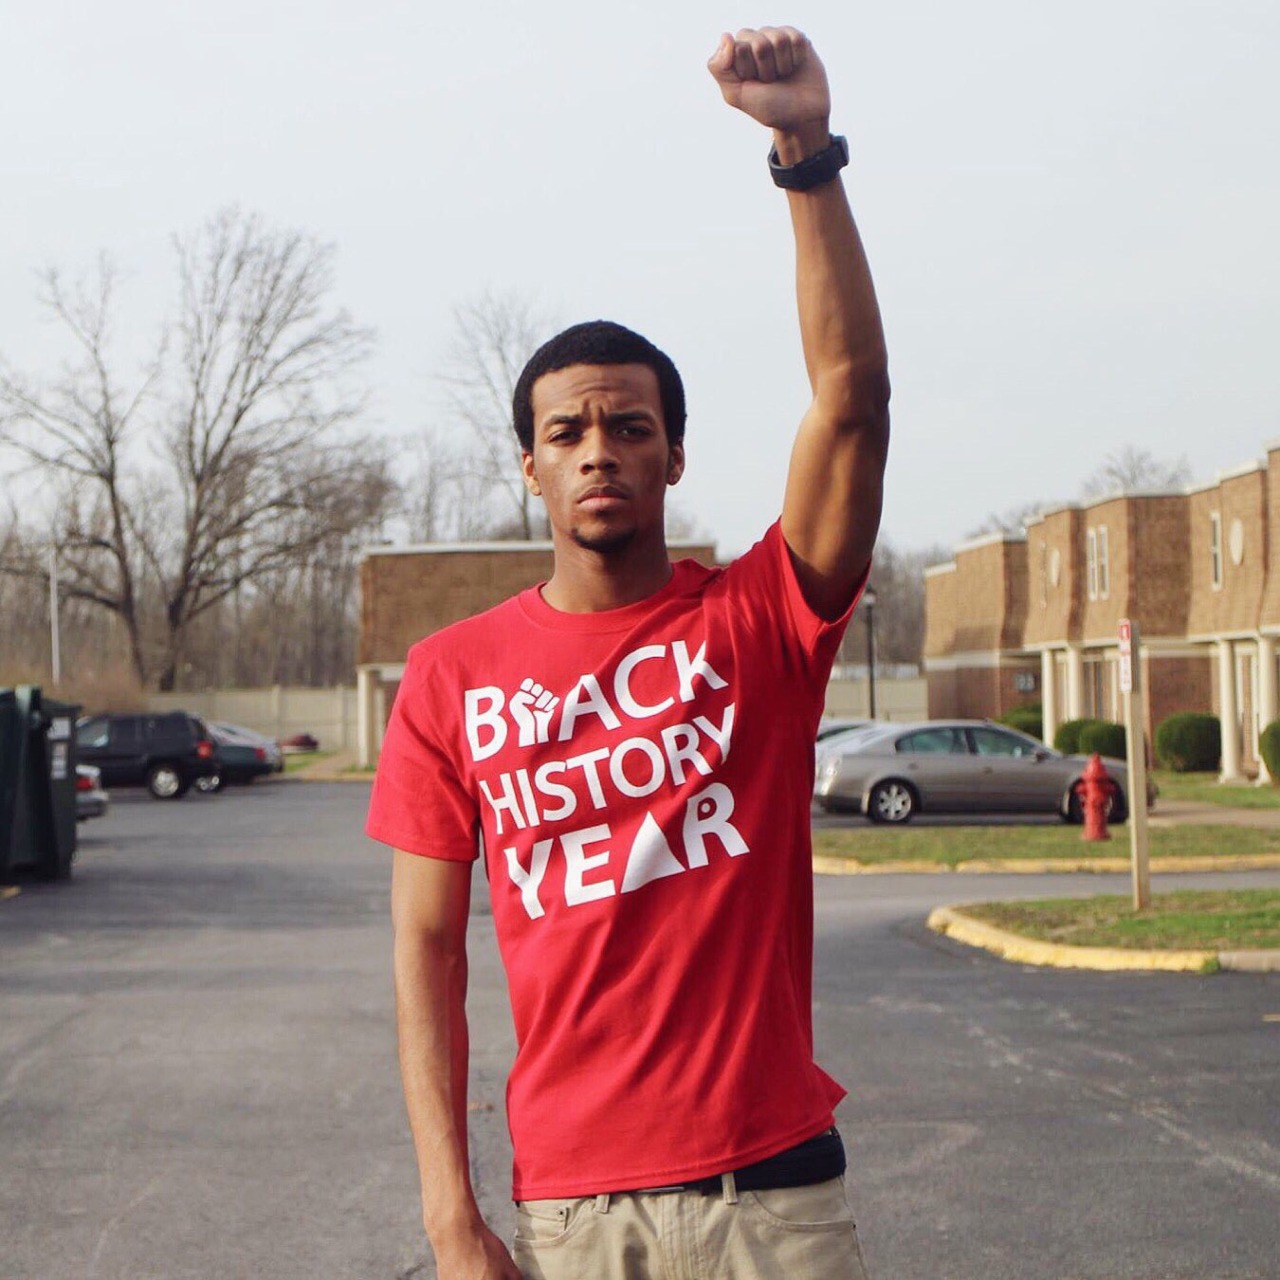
[3,782,1279,1279]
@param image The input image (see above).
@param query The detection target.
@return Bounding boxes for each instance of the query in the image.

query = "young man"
[367,25,890,1280]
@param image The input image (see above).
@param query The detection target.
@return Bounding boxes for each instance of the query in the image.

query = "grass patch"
[283,751,335,774]
[1152,770,1280,808]
[960,890,1280,950]
[811,823,1280,867]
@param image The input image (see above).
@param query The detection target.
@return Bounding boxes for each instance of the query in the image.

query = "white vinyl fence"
[148,676,923,756]
[149,686,358,751]
[823,675,927,723]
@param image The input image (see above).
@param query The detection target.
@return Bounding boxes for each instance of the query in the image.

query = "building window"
[1210,512,1223,590]
[1039,541,1048,607]
[1086,529,1098,601]
[1097,526,1110,600]
[1084,655,1107,718]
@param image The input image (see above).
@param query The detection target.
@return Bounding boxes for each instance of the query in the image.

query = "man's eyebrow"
[540,407,658,429]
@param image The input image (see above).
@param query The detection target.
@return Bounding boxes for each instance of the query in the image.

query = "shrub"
[1054,718,1102,755]
[1155,712,1221,772]
[1258,721,1280,784]
[1078,720,1127,760]
[998,703,1043,741]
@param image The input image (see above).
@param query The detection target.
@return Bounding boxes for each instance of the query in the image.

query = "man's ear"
[667,443,685,487]
[522,451,541,496]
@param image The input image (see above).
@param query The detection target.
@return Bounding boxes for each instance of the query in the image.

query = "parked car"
[195,723,281,792]
[815,722,881,776]
[816,717,871,743]
[75,764,109,821]
[75,712,219,799]
[212,723,284,773]
[813,719,1156,824]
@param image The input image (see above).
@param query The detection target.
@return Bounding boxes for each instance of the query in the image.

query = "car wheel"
[867,780,916,824]
[1109,789,1128,824]
[147,763,187,800]
[195,772,224,794]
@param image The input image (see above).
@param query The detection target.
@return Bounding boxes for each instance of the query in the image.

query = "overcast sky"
[3,0,1278,559]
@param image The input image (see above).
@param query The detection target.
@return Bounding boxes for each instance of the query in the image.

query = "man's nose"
[578,427,619,471]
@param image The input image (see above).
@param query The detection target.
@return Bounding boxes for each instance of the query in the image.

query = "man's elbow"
[816,359,891,438]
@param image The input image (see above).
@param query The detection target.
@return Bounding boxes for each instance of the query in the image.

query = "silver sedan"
[814,720,1153,824]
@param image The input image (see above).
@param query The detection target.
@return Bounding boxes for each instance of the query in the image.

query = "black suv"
[75,712,219,799]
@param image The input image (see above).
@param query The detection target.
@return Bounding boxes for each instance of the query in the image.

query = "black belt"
[620,1128,846,1197]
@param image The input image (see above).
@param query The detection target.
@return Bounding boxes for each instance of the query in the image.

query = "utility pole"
[1119,617,1151,909]
[863,586,878,720]
[48,547,61,686]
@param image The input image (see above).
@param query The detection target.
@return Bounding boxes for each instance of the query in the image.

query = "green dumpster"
[0,686,81,881]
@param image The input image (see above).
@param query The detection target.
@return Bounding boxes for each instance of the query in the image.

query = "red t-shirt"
[367,522,859,1199]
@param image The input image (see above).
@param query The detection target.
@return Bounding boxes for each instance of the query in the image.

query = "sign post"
[1119,618,1151,909]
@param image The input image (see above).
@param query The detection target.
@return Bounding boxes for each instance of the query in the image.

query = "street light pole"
[49,547,61,686]
[863,586,878,720]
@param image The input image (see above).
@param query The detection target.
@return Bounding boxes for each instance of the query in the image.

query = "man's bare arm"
[710,27,890,618]
[391,850,520,1280]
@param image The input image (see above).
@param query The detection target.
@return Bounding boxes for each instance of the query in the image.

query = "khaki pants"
[512,1175,871,1280]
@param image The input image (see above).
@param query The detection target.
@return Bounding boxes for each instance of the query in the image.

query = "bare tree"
[401,426,510,543]
[1081,445,1191,497]
[435,291,555,539]
[0,209,390,689]
[965,501,1053,540]
[841,539,948,669]
[968,447,1193,540]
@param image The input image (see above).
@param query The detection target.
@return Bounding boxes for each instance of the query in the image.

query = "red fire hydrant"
[1078,753,1117,842]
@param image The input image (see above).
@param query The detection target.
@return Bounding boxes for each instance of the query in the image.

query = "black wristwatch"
[768,134,849,191]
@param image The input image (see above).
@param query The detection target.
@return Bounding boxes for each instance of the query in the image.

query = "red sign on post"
[1119,618,1133,693]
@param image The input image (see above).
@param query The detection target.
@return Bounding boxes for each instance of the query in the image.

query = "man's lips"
[577,485,630,508]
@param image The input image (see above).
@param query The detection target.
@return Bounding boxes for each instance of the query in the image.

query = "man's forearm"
[394,930,483,1246]
[779,127,889,425]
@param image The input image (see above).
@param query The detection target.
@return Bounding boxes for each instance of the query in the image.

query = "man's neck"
[540,533,673,614]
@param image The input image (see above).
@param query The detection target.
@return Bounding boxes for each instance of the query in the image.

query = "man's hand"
[433,1221,522,1280]
[707,27,830,136]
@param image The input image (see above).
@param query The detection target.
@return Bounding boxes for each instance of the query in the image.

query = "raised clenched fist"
[707,26,830,134]
[508,678,559,747]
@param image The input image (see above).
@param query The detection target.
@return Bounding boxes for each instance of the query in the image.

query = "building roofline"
[1216,457,1266,483]
[361,538,715,559]
[923,561,957,578]
[1085,487,1189,503]
[953,529,1026,555]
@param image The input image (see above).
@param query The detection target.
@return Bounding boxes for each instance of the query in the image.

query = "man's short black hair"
[512,320,686,452]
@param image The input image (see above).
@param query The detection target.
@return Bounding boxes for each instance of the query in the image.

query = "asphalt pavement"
[2,781,1278,1279]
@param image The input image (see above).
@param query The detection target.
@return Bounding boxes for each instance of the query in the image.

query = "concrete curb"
[811,853,1280,876]
[285,773,374,784]
[926,904,1280,973]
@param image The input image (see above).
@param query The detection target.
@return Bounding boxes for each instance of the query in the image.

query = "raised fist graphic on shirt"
[509,678,559,747]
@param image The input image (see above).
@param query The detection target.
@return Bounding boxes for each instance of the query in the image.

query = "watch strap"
[768,134,849,191]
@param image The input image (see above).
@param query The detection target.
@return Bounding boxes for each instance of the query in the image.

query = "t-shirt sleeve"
[724,520,869,679]
[365,644,480,861]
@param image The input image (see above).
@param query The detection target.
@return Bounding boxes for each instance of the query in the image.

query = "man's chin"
[569,524,637,555]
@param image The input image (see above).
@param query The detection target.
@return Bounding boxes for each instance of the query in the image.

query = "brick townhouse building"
[355,539,717,766]
[924,440,1280,782]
